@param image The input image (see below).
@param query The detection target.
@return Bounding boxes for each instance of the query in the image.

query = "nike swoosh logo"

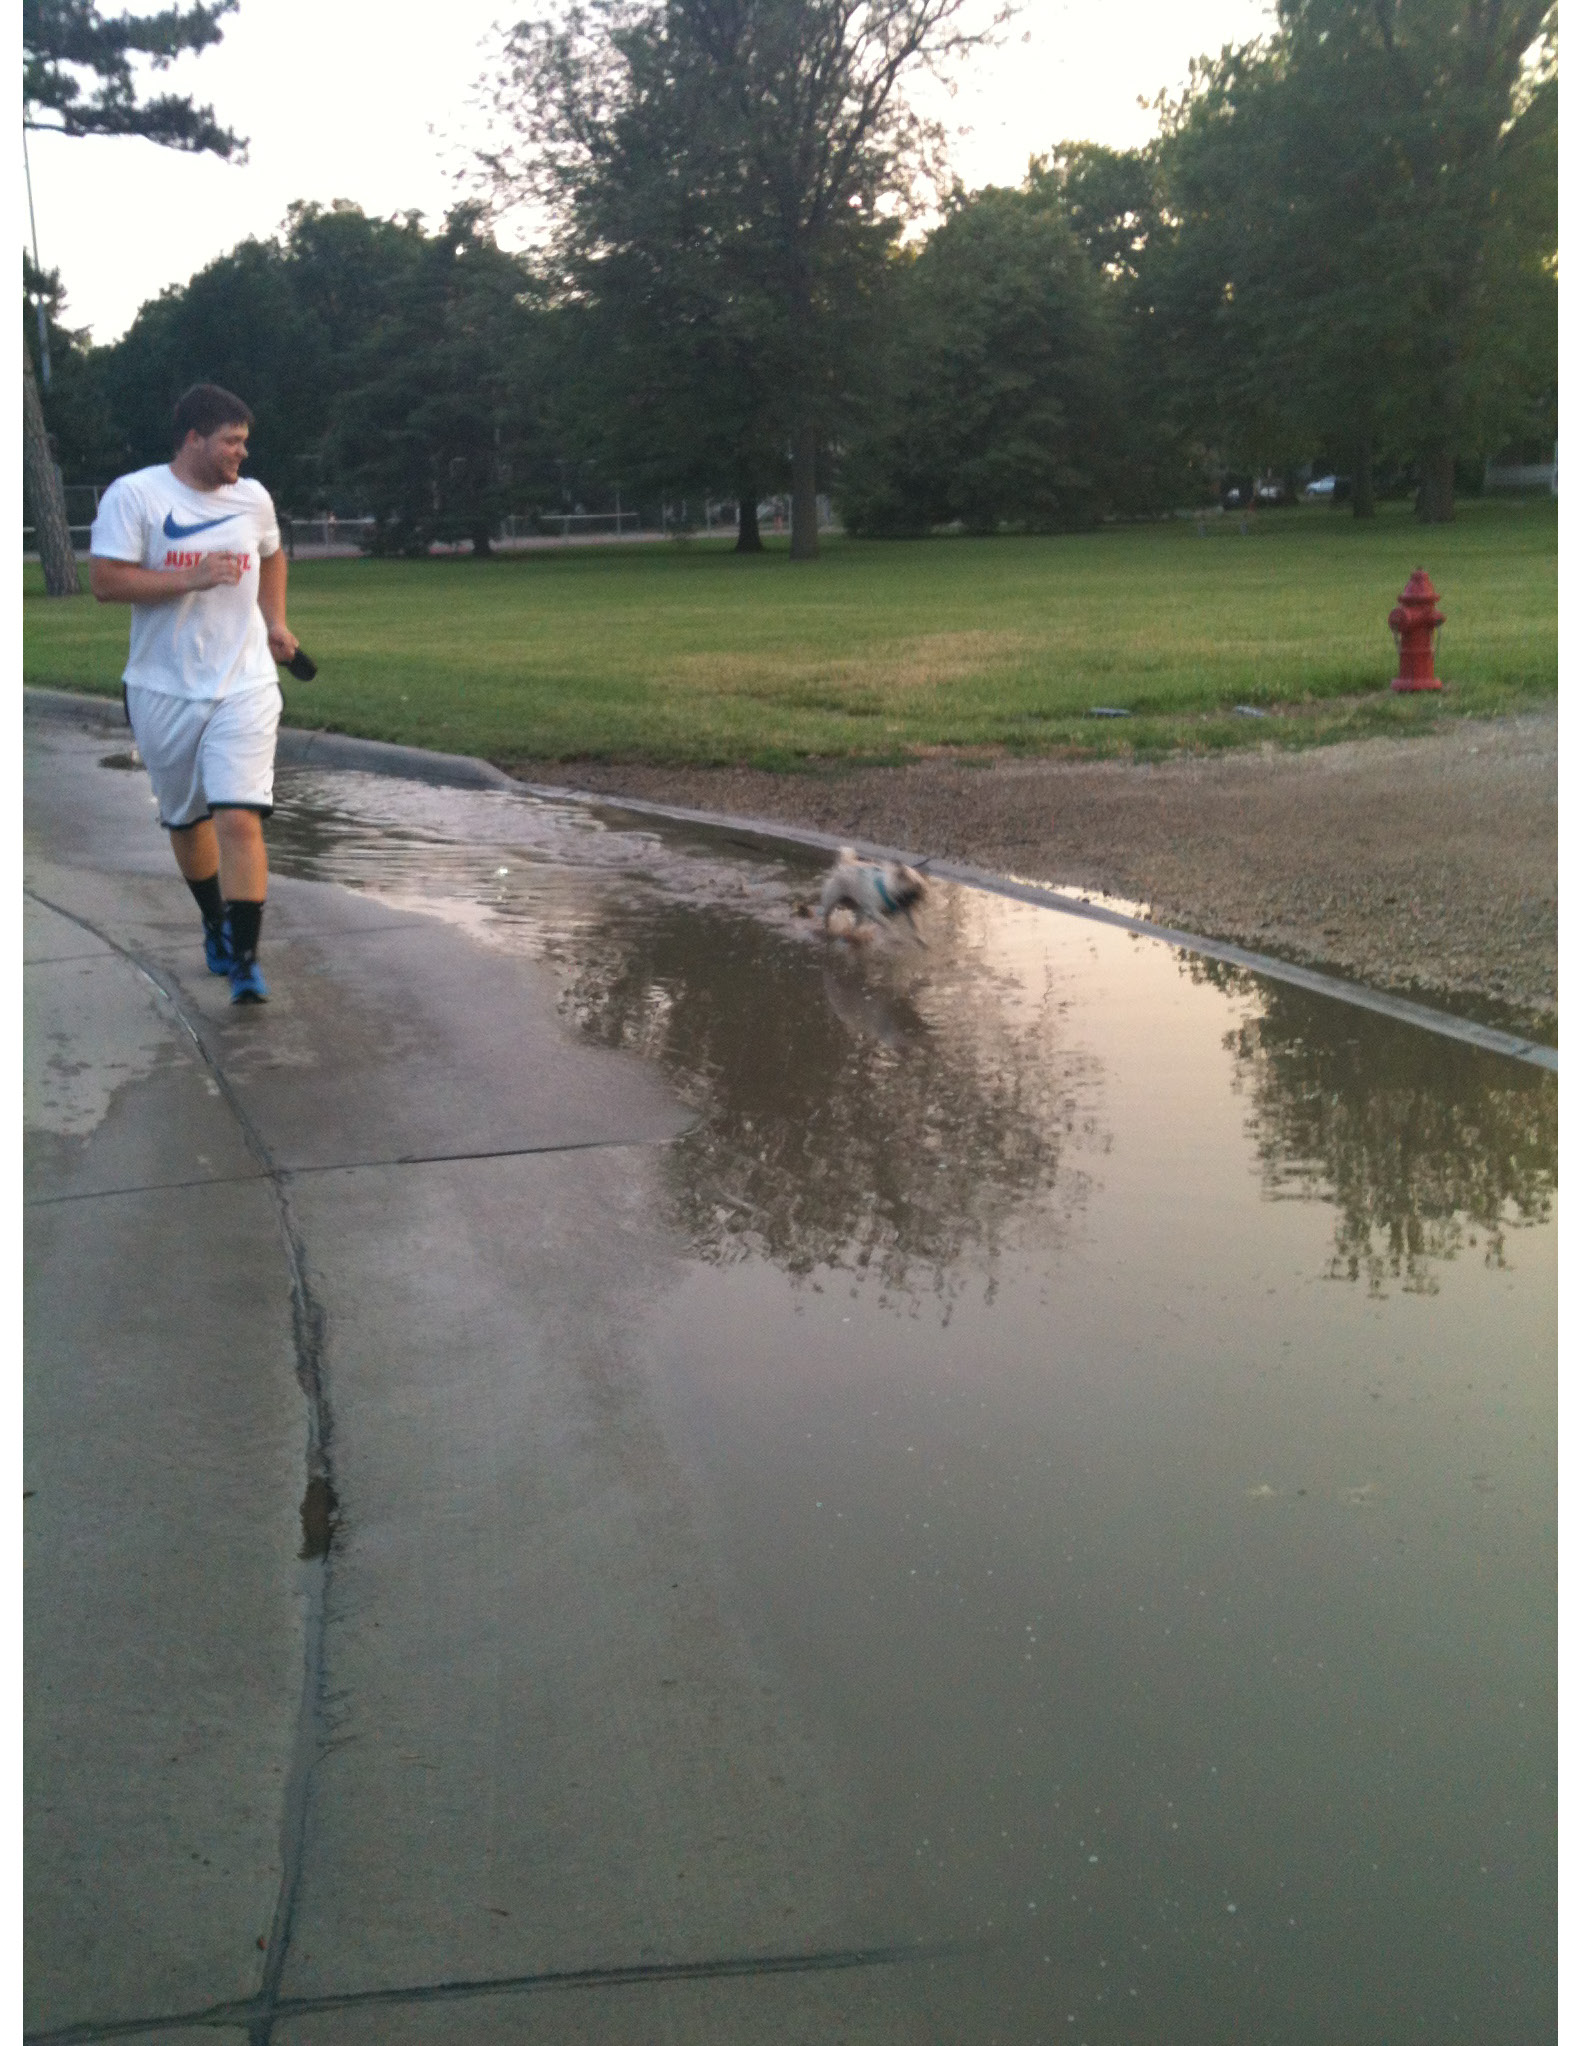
[163,510,238,539]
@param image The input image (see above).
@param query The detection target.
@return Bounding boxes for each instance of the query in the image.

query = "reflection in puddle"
[1192,956,1557,1293]
[267,766,1554,2038]
[559,890,1099,1310]
[270,767,1555,1308]
[271,773,1105,1311]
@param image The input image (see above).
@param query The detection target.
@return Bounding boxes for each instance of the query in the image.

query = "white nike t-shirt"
[90,465,282,700]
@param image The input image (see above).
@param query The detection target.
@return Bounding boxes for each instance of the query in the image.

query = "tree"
[98,201,557,545]
[490,4,798,551]
[1149,42,1354,504]
[837,180,1119,535]
[482,0,1000,559]
[1155,0,1557,522]
[22,254,118,481]
[1033,141,1159,290]
[330,206,552,557]
[97,232,317,501]
[22,0,245,594]
[1027,143,1205,514]
[23,0,243,154]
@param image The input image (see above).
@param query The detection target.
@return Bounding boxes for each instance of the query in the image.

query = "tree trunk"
[1415,448,1456,524]
[24,353,82,597]
[1351,433,1375,519]
[789,418,818,561]
[734,465,763,553]
[470,522,494,558]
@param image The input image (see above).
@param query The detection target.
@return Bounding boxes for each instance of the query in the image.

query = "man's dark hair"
[172,383,254,448]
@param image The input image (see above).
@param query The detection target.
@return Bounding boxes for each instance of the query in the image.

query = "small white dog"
[819,847,929,942]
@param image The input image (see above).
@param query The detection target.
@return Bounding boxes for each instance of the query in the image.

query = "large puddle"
[271,766,1557,2038]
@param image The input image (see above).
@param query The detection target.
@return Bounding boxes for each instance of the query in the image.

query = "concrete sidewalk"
[24,709,937,2043]
[25,697,1559,2042]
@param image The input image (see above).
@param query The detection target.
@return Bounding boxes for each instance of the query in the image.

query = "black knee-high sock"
[226,899,264,963]
[187,872,226,933]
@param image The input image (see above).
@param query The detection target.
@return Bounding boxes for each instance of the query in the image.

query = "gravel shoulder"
[507,713,1558,1026]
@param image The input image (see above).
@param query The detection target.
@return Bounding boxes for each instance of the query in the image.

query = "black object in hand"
[284,646,317,681]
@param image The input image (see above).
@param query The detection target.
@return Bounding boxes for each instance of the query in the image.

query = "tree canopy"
[1151,0,1557,519]
[28,0,1557,548]
[87,203,561,548]
[481,0,1001,556]
[838,181,1121,535]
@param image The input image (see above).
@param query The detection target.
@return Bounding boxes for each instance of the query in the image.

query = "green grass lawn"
[24,498,1556,770]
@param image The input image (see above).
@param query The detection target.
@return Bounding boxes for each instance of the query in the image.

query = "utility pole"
[22,125,81,596]
[25,126,52,390]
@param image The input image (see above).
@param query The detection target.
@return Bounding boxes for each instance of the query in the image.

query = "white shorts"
[124,683,283,830]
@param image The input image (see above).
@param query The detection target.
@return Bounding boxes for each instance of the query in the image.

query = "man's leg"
[212,808,269,1004]
[212,807,268,902]
[125,689,232,971]
[168,819,233,975]
[201,686,281,1006]
[167,817,219,884]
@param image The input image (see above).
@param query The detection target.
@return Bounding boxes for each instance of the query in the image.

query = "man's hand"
[266,621,300,663]
[190,551,246,590]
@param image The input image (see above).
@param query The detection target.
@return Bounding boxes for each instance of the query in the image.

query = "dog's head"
[883,863,927,914]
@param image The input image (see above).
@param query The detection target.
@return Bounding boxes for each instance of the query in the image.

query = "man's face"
[185,421,250,487]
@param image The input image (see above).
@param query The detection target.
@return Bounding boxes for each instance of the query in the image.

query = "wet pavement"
[25,709,1556,2043]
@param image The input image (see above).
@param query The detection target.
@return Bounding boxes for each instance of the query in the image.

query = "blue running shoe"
[204,920,232,975]
[228,956,269,1004]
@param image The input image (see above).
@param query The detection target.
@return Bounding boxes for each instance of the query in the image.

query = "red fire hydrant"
[1388,568,1445,692]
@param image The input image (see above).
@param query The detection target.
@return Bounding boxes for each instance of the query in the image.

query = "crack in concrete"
[27,1173,270,1208]
[24,888,337,2046]
[25,1938,956,2042]
[25,1133,692,1210]
[132,920,436,954]
[310,1132,696,1173]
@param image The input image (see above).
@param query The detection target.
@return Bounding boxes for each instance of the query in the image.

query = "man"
[90,383,300,1003]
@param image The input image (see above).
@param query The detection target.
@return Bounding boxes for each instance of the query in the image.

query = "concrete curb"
[22,687,518,794]
[24,687,129,729]
[25,687,1556,1074]
[274,726,519,791]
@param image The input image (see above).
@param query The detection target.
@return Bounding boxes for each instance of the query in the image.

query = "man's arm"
[90,554,245,603]
[256,549,298,662]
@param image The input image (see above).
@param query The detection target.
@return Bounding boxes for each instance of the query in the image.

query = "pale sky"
[24,0,1273,346]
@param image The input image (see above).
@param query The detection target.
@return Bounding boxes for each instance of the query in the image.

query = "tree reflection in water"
[550,891,1103,1317]
[270,769,1553,1304]
[1191,960,1558,1294]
